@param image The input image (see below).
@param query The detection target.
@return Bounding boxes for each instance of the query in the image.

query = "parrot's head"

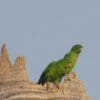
[71,44,83,54]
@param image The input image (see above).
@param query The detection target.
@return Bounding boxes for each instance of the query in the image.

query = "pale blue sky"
[0,0,100,99]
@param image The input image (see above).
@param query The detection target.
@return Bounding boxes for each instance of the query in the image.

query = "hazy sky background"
[0,0,100,99]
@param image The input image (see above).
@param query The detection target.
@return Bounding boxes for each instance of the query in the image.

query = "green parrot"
[38,44,83,86]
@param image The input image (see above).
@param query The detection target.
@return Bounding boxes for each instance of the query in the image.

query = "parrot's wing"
[64,53,72,68]
[45,61,56,71]
[55,77,62,83]
[38,61,56,85]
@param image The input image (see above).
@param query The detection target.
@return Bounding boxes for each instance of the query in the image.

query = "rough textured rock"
[0,44,90,100]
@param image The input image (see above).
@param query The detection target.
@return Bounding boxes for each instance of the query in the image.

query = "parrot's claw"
[54,83,65,95]
[45,82,65,94]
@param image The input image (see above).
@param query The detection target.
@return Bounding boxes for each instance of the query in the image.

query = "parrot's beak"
[79,47,83,53]
[77,47,83,54]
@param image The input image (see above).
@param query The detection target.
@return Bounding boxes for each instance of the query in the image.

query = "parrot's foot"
[45,82,54,92]
[45,82,64,95]
[64,72,76,82]
[54,83,64,95]
[46,81,50,91]
[69,72,76,77]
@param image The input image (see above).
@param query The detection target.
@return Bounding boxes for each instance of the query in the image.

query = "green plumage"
[38,44,83,85]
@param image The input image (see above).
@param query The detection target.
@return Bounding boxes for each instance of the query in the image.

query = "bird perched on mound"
[38,44,83,90]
